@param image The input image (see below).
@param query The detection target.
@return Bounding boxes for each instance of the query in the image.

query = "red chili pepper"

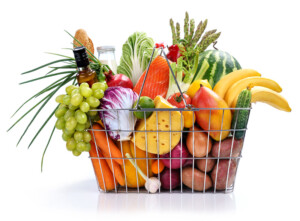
[155,43,165,49]
[166,44,182,62]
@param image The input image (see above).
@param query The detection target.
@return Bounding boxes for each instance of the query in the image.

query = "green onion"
[8,30,108,171]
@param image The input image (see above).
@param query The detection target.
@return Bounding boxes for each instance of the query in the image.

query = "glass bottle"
[73,46,98,86]
[97,46,117,74]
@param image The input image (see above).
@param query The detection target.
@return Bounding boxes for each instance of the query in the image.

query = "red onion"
[160,169,180,190]
[105,71,133,89]
[160,142,189,169]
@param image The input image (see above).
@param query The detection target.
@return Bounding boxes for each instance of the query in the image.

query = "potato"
[186,125,212,157]
[211,159,237,190]
[211,137,244,157]
[182,167,212,191]
[196,153,216,172]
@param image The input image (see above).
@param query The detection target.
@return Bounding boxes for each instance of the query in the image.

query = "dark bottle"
[73,46,98,86]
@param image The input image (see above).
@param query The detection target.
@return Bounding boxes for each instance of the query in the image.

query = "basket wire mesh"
[88,46,251,193]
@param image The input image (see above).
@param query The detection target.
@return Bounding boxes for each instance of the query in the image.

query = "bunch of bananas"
[213,69,291,112]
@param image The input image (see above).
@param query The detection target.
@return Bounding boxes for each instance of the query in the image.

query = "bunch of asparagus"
[170,12,221,72]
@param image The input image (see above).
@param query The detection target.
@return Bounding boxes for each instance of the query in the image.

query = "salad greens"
[117,32,157,85]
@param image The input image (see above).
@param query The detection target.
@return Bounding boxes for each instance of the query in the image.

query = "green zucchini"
[231,88,252,139]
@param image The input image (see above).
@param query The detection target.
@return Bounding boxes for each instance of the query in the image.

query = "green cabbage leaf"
[117,32,157,85]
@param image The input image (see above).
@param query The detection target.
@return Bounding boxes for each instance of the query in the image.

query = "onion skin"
[160,169,180,190]
[106,73,133,89]
[160,142,189,169]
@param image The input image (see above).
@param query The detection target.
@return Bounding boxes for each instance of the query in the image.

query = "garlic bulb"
[145,177,161,193]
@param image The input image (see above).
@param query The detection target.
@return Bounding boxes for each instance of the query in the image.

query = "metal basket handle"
[135,46,189,109]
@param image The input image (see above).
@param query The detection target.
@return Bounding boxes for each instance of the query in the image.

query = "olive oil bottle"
[73,46,98,86]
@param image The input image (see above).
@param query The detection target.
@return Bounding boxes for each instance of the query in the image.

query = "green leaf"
[41,125,55,172]
[45,67,59,75]
[49,64,77,69]
[72,77,77,85]
[20,71,76,85]
[117,32,156,85]
[8,94,52,132]
[28,105,58,148]
[21,59,72,75]
[16,76,73,146]
[11,74,75,118]
[45,52,74,60]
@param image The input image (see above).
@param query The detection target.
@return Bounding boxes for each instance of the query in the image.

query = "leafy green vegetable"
[117,32,157,85]
[8,30,108,171]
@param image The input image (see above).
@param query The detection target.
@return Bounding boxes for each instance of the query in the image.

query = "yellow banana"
[251,86,291,112]
[213,69,261,99]
[226,77,282,108]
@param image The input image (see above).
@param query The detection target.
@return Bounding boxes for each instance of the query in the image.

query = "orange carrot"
[151,159,165,174]
[89,141,116,191]
[90,123,123,165]
[102,148,125,186]
[133,56,169,99]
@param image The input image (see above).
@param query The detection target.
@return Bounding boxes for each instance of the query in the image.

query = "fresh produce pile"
[10,12,291,193]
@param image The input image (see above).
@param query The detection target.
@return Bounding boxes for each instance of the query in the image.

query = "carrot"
[151,159,165,174]
[102,148,125,186]
[133,56,169,99]
[89,141,116,191]
[90,141,124,186]
[90,123,123,165]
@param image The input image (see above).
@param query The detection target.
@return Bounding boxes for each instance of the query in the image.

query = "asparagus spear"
[170,19,177,44]
[191,19,207,46]
[184,12,189,41]
[198,29,217,47]
[188,19,195,43]
[198,32,221,52]
[176,22,180,42]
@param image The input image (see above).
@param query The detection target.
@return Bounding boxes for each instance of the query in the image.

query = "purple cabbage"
[99,86,138,140]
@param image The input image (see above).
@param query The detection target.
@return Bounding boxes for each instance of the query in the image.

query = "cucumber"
[231,89,252,139]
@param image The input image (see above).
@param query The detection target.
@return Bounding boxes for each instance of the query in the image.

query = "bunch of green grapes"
[54,82,107,156]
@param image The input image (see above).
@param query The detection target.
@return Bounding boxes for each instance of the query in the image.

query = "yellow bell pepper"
[182,110,196,128]
[118,141,154,188]
[186,79,212,98]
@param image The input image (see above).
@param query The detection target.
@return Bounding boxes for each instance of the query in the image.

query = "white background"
[1,0,299,220]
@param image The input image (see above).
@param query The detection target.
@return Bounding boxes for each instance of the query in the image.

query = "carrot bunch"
[89,123,125,191]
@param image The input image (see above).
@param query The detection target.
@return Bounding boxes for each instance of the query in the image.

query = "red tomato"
[167,92,191,108]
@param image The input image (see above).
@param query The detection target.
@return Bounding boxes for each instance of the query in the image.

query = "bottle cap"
[96,46,115,52]
[73,46,89,67]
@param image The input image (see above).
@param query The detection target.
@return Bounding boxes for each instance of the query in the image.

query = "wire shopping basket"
[88,47,251,193]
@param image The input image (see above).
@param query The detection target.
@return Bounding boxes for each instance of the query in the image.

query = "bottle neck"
[78,66,91,72]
